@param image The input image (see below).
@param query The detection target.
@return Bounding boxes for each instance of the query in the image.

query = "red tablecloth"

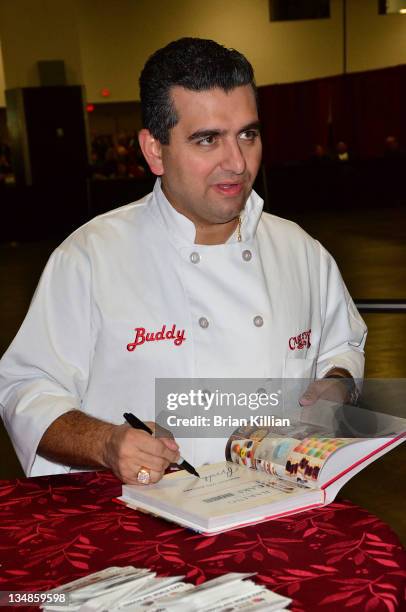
[0,471,405,611]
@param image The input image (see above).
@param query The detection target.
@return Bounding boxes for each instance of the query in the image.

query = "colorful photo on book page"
[253,435,303,480]
[225,425,269,468]
[285,437,353,486]
[226,425,356,488]
[225,425,299,482]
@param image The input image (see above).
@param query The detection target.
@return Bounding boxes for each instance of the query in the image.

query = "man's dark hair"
[140,37,256,144]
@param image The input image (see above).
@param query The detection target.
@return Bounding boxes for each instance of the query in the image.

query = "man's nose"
[220,140,246,175]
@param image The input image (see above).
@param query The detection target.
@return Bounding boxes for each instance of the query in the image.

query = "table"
[0,471,405,611]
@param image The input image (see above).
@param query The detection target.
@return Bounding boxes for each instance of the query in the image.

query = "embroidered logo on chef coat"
[289,329,311,350]
[127,324,186,351]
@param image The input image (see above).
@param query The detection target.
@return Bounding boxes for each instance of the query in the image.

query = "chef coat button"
[257,388,267,395]
[253,315,264,327]
[199,317,209,329]
[242,249,252,262]
[190,252,200,264]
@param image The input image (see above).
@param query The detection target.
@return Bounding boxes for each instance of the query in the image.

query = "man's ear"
[138,129,164,176]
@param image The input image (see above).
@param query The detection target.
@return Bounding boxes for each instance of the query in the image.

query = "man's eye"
[240,130,259,141]
[197,135,216,146]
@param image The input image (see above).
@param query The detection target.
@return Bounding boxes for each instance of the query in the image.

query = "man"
[0,38,367,484]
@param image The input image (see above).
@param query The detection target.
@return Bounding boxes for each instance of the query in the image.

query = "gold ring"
[137,467,151,485]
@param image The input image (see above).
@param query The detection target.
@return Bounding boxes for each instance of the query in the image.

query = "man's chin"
[212,194,248,221]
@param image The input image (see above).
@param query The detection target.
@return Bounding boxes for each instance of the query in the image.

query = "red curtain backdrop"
[258,65,406,165]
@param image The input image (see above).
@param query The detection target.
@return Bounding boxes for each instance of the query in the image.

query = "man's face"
[159,85,262,227]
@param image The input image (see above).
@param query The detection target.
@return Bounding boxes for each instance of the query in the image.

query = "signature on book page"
[183,464,239,493]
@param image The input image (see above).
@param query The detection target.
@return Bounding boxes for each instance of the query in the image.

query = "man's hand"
[299,368,355,407]
[38,411,180,485]
[103,421,180,485]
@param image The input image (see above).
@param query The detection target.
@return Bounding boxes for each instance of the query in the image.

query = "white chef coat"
[0,179,367,476]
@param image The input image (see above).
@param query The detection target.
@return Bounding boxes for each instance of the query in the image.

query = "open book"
[120,405,405,536]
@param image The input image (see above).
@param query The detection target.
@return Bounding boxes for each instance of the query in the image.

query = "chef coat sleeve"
[0,241,94,476]
[316,243,367,381]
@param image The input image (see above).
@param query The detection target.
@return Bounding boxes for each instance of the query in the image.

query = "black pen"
[123,412,200,478]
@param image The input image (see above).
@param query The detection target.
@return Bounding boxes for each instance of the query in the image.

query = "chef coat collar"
[149,178,264,246]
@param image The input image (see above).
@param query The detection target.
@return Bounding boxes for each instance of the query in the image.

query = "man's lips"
[212,183,244,196]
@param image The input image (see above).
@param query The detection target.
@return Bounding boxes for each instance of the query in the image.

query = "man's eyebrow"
[187,121,261,143]
[239,120,261,133]
[187,129,224,142]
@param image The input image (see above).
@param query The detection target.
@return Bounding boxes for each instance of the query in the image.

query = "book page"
[122,462,319,529]
[225,424,355,489]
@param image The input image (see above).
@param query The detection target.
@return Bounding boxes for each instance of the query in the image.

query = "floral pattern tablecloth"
[0,471,405,611]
